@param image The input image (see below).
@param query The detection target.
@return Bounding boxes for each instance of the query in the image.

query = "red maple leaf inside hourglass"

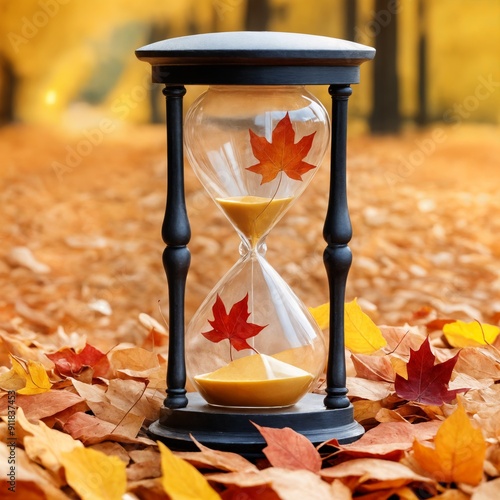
[202,294,267,354]
[247,112,317,185]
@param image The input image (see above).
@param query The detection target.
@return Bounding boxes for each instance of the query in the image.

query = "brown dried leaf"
[380,326,426,356]
[175,435,258,473]
[320,458,432,491]
[328,421,441,460]
[0,443,71,499]
[253,423,322,473]
[351,354,395,382]
[89,442,130,464]
[16,407,83,476]
[455,347,500,382]
[329,479,353,500]
[353,400,384,425]
[346,377,393,401]
[208,468,336,500]
[109,346,161,378]
[127,448,162,481]
[0,390,85,421]
[62,411,155,445]
[71,378,146,436]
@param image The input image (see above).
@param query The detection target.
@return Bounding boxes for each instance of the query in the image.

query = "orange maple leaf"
[412,402,486,485]
[247,113,317,184]
[252,423,322,474]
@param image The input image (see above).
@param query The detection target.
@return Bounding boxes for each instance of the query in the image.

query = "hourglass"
[136,31,375,454]
[184,86,330,408]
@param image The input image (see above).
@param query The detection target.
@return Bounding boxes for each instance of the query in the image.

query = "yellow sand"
[194,352,314,407]
[216,196,293,245]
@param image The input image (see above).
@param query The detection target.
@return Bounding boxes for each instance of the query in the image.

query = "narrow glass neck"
[239,239,267,257]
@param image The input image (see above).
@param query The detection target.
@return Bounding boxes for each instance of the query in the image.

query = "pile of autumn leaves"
[1,300,500,499]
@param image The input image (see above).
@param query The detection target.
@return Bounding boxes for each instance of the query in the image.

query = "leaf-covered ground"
[1,123,500,499]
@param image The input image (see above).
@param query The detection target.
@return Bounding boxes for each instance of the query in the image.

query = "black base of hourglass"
[148,392,364,459]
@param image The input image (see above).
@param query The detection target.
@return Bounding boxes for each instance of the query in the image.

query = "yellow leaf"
[390,357,408,379]
[0,366,25,391]
[16,407,83,473]
[345,299,387,354]
[61,447,126,500]
[309,303,329,330]
[443,320,500,348]
[412,402,486,485]
[158,441,221,500]
[10,355,52,395]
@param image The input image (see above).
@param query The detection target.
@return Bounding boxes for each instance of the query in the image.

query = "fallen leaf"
[330,479,353,500]
[412,402,487,485]
[353,399,384,424]
[443,320,500,348]
[327,421,441,460]
[309,303,329,330]
[320,458,431,491]
[454,347,500,381]
[0,390,85,421]
[46,343,111,378]
[7,246,51,273]
[62,411,155,445]
[158,441,221,500]
[0,365,25,391]
[432,490,470,499]
[394,337,468,405]
[0,442,71,499]
[15,300,56,330]
[89,441,130,464]
[425,318,457,332]
[202,294,267,354]
[220,484,280,499]
[109,346,160,378]
[127,477,169,499]
[253,423,322,473]
[175,435,258,473]
[207,468,335,500]
[127,447,162,481]
[390,356,408,379]
[61,447,127,500]
[471,477,500,499]
[379,326,426,356]
[247,112,317,184]
[347,377,393,400]
[104,378,162,423]
[351,353,395,382]
[10,354,52,395]
[71,378,146,437]
[345,299,387,354]
[375,408,411,424]
[16,407,83,475]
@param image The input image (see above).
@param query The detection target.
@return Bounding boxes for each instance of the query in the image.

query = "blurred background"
[1,0,499,129]
[0,0,499,349]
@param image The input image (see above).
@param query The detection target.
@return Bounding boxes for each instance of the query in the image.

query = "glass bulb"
[184,85,330,408]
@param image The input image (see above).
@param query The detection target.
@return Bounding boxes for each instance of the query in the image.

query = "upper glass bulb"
[184,85,330,247]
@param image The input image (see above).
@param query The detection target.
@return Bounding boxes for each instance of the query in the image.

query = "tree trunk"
[0,56,15,125]
[416,0,428,126]
[369,0,401,134]
[344,0,357,41]
[245,0,271,30]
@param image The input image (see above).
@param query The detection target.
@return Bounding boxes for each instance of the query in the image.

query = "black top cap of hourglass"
[135,31,375,85]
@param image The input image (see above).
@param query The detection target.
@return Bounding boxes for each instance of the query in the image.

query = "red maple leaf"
[202,294,267,354]
[246,112,317,184]
[46,343,111,378]
[394,337,468,405]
